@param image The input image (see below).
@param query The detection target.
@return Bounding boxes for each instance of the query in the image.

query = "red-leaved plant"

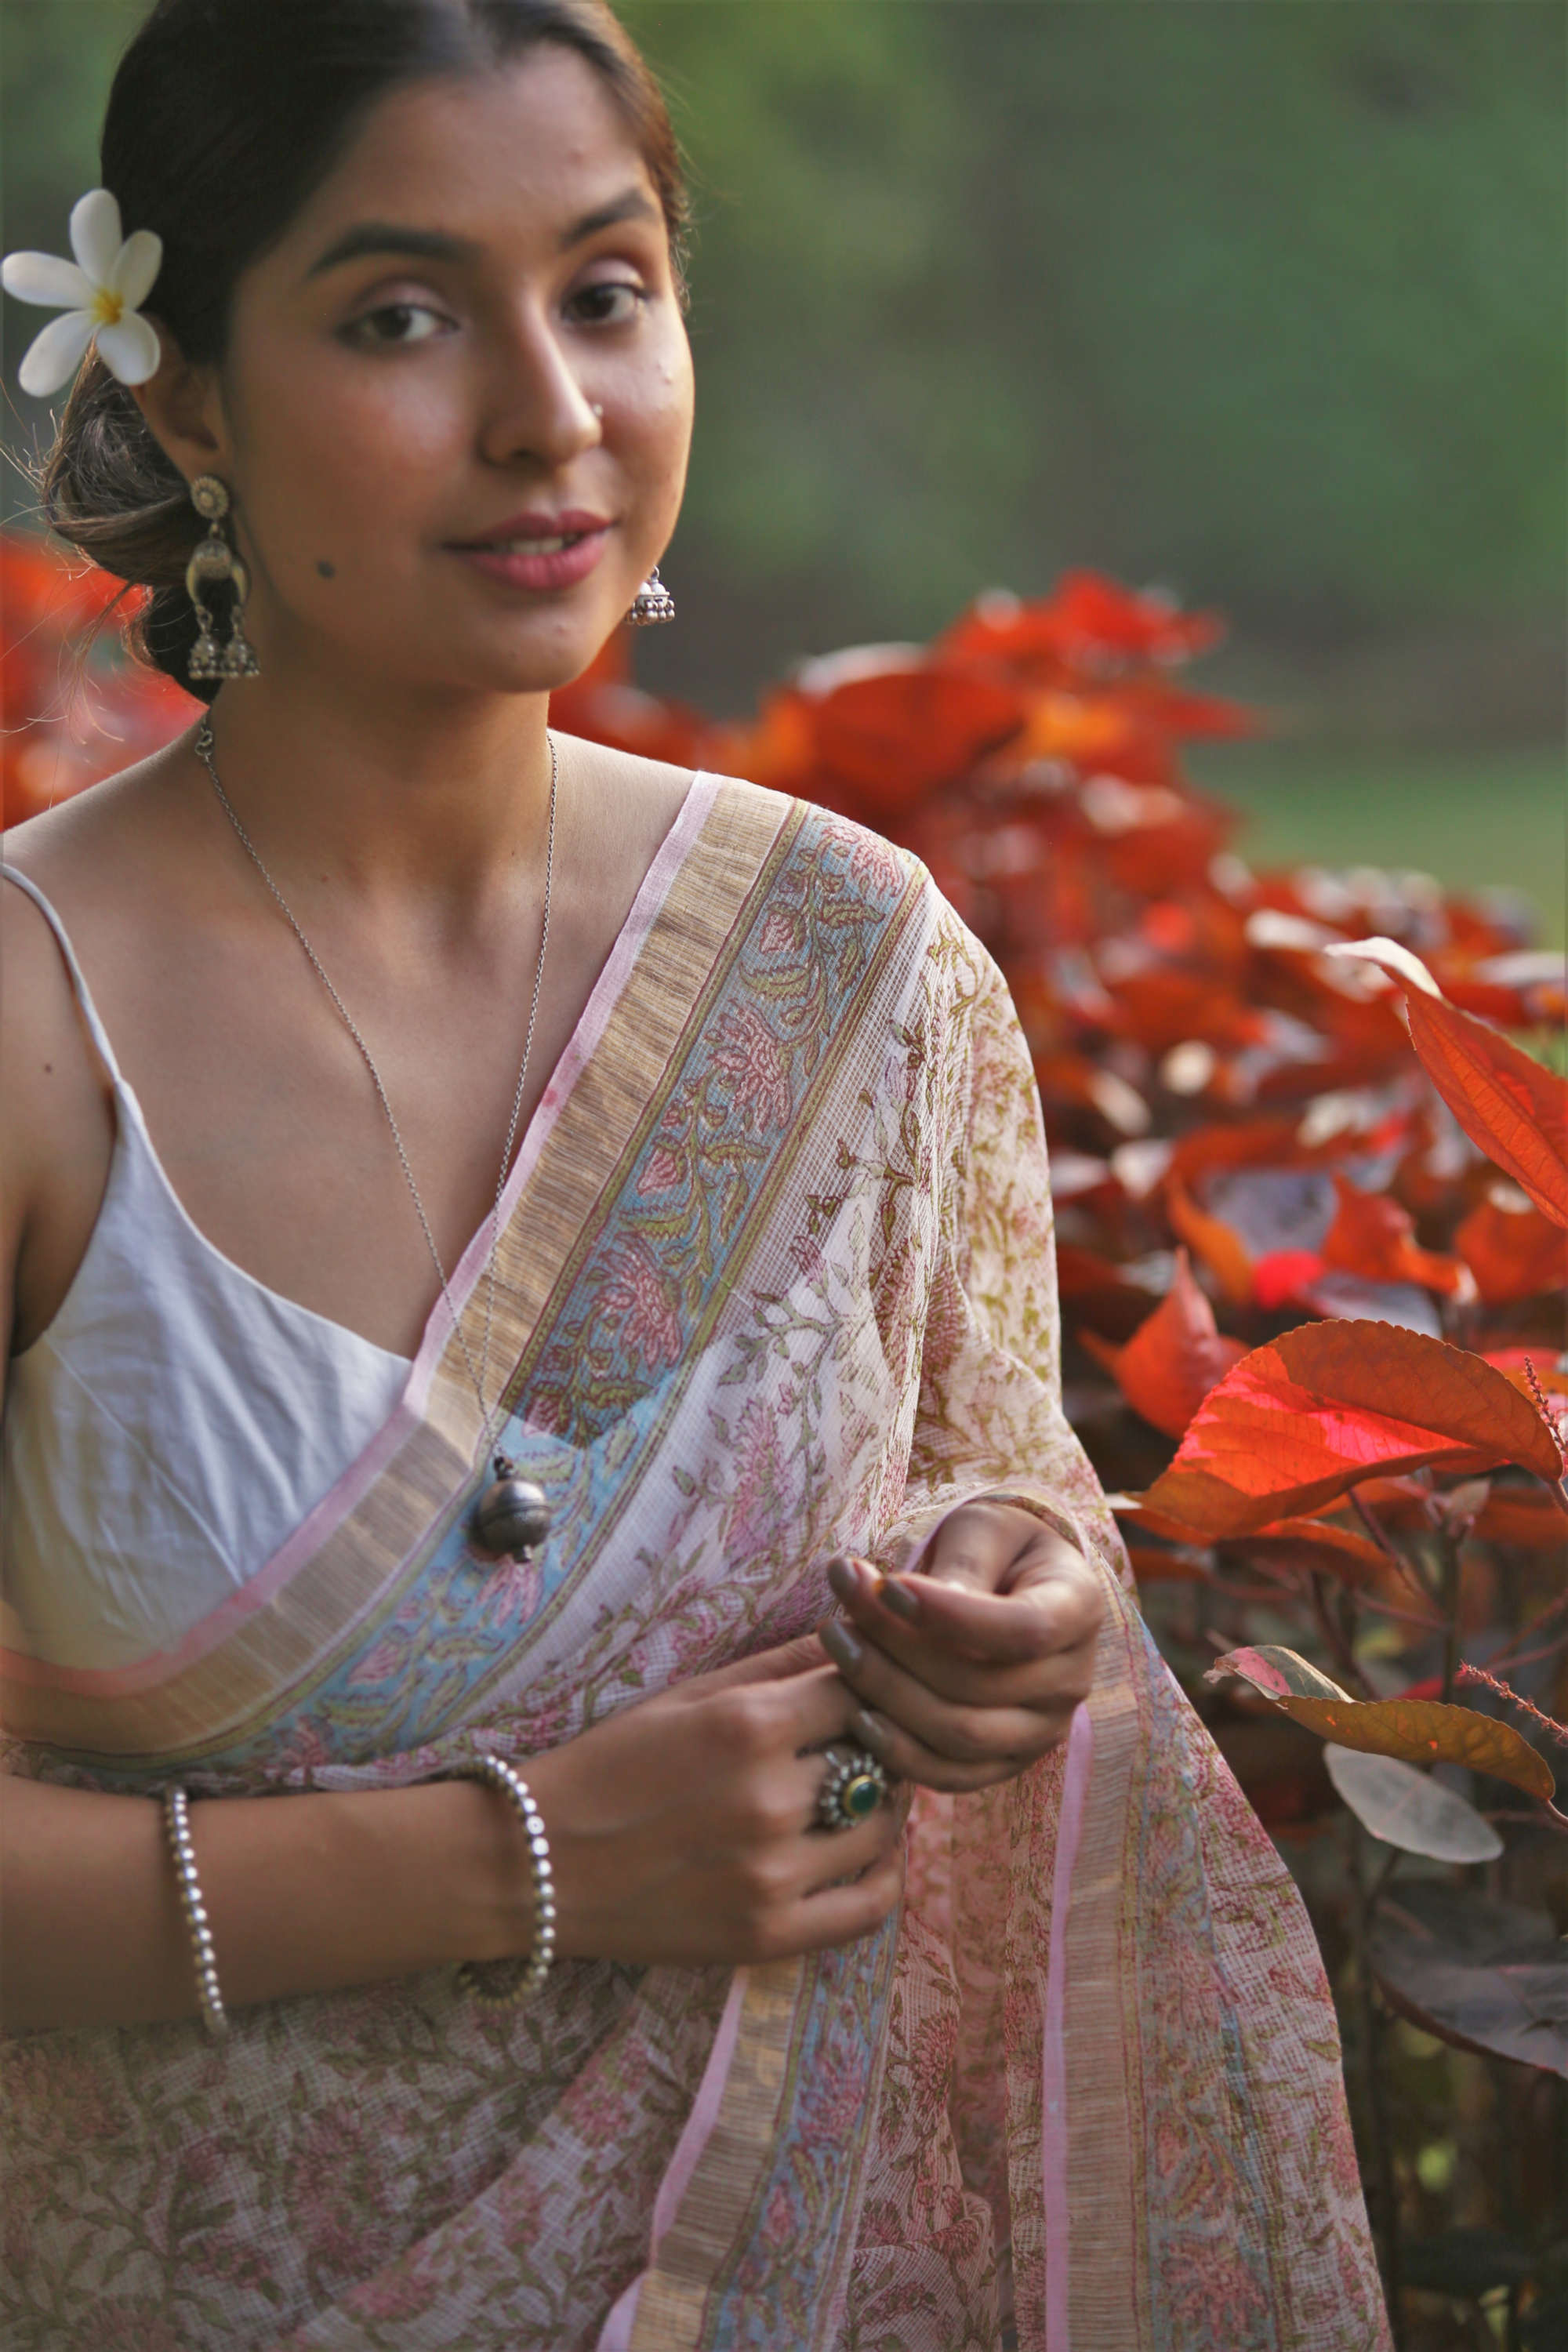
[9,537,1566,2344]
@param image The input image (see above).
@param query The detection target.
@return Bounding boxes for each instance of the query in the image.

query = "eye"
[566,281,648,328]
[343,300,451,349]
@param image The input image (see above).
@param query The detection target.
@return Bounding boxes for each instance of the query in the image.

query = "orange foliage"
[7,528,1566,1898]
[0,538,195,827]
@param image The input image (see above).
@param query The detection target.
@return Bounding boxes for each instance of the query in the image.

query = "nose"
[477,303,604,471]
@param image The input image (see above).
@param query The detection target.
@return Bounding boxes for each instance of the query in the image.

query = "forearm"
[0,1773,534,2036]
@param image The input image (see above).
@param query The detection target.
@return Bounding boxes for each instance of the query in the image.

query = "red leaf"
[1140,1320,1565,1537]
[810,665,1026,812]
[1221,1517,1392,1588]
[935,570,1226,680]
[1080,1250,1245,1438]
[1322,1172,1475,1297]
[1474,1488,1568,1549]
[1455,1188,1568,1305]
[1123,1541,1210,1583]
[1166,1180,1254,1306]
[1109,1496,1225,1545]
[1207,1646,1556,1799]
[1406,990,1568,1230]
[1252,1249,1327,1310]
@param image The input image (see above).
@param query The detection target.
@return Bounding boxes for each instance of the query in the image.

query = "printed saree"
[1,775,1390,2350]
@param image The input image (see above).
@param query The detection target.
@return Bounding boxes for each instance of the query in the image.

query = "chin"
[381,619,617,700]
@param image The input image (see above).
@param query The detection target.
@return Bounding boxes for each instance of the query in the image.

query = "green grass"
[1185,742,1566,949]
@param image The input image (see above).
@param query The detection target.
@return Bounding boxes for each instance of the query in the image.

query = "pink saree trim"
[0,772,722,1703]
[1042,1701,1094,2352]
[596,1965,750,2352]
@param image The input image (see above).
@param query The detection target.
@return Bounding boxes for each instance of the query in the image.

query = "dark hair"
[40,0,690,702]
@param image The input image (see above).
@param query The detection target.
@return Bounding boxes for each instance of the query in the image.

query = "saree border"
[1060,1573,1150,2350]
[3,778,789,1760]
[619,1956,804,2350]
[621,1916,901,2352]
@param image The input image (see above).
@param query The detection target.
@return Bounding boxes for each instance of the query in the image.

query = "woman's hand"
[524,1638,906,1971]
[816,1501,1105,1791]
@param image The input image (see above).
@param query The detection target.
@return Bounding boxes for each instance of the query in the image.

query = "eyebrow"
[305,189,662,279]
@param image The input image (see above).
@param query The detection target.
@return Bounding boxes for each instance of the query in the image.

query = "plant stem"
[1435,1529,1462,1704]
[1350,1486,1441,1610]
[1311,1573,1374,1695]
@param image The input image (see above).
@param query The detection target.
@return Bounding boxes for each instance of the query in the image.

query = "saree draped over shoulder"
[1,778,1389,2352]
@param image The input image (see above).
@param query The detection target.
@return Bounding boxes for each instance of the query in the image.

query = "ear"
[129,315,231,488]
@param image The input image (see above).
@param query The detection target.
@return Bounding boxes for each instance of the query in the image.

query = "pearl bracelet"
[450,1755,557,2009]
[162,1787,228,2042]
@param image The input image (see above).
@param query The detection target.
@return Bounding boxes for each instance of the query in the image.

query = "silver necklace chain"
[192,717,557,1451]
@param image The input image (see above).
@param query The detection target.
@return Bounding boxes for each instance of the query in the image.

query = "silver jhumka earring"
[185,475,262,683]
[626,564,675,627]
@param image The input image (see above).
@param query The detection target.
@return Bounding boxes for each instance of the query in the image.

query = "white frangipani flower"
[2,189,162,398]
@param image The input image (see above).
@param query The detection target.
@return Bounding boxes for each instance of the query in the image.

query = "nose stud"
[590,402,604,419]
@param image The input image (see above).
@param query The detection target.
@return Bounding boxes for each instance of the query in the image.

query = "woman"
[0,3,1388,2345]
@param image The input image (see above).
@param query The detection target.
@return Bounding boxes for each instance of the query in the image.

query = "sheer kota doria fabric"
[0,779,1389,2351]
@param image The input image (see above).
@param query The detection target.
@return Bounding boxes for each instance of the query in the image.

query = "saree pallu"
[0,776,1390,2351]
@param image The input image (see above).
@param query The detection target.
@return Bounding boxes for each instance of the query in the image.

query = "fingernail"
[819,1620,863,1673]
[879,1577,921,1621]
[826,1556,860,1606]
[853,1707,894,1757]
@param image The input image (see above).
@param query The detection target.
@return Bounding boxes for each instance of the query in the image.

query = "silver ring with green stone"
[816,1745,891,1833]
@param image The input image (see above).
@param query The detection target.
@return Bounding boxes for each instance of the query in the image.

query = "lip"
[448,510,612,595]
[452,507,612,549]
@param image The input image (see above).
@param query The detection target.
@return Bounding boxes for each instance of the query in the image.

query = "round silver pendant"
[470,1457,553,1560]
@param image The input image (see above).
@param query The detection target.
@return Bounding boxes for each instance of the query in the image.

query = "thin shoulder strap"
[3,866,128,1089]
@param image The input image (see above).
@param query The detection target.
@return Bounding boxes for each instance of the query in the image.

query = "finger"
[921,1500,1041,1591]
[822,1614,1087,1762]
[710,1659,873,1762]
[799,1777,909,1899]
[849,1700,1079,1795]
[829,1552,1101,1668]
[782,1835,907,1955]
[691,1632,831,1695]
[761,1751,910,1842]
[821,1610,1099,1711]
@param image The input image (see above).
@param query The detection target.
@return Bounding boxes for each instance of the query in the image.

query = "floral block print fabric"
[0,779,1389,2350]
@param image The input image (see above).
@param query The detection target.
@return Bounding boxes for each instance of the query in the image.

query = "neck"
[189,655,557,908]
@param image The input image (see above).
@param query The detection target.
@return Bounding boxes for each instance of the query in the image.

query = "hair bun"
[40,354,213,698]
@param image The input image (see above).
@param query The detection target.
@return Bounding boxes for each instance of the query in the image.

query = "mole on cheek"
[315,559,336,579]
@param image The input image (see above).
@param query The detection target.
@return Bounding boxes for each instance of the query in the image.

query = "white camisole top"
[2,868,413,1675]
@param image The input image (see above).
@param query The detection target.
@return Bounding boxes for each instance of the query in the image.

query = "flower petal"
[17,309,95,398]
[68,189,124,287]
[2,251,93,310]
[110,229,162,310]
[95,311,161,387]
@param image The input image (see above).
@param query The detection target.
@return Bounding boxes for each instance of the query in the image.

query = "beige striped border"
[8,782,793,1764]
[1064,1572,1152,2349]
[628,1956,806,2351]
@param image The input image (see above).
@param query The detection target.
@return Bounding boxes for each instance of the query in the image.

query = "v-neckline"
[6,768,710,1381]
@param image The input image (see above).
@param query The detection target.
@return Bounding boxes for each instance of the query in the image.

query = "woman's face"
[193,45,693,698]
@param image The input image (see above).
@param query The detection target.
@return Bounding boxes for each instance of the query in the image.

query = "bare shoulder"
[2,737,187,905]
[0,835,116,1288]
[2,743,186,1207]
[553,732,702,904]
[557,731,694,821]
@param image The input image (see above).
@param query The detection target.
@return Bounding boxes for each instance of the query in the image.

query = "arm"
[2,1646,907,2036]
[0,1772,536,2034]
[0,908,543,2035]
[0,877,902,2036]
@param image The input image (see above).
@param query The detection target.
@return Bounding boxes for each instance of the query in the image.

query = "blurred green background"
[3,0,1563,937]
